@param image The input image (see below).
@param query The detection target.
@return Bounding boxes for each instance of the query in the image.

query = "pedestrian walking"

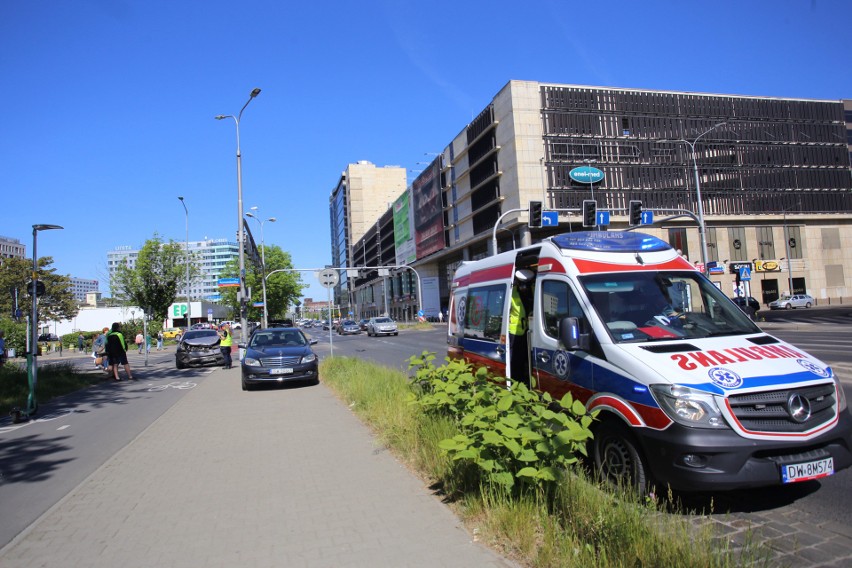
[107,322,134,381]
[92,327,110,372]
[156,331,163,351]
[218,324,233,369]
[135,332,143,354]
[438,310,444,323]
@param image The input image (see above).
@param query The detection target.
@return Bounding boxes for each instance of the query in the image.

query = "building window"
[728,227,747,262]
[667,228,689,260]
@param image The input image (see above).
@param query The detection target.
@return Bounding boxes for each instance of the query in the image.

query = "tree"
[218,245,305,322]
[0,256,77,322]
[110,234,198,323]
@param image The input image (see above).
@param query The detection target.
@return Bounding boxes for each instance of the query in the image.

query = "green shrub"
[407,351,596,496]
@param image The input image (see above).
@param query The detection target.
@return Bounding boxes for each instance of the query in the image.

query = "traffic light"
[528,200,543,228]
[582,200,597,227]
[628,200,642,226]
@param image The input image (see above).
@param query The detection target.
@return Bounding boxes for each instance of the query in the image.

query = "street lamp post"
[178,196,191,326]
[661,122,726,275]
[216,87,261,345]
[245,208,276,328]
[28,224,63,417]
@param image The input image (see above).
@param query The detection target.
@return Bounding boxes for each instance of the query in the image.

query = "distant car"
[38,334,60,342]
[190,322,216,330]
[337,320,361,335]
[731,296,760,317]
[768,294,815,310]
[162,327,183,339]
[321,320,331,331]
[220,320,242,330]
[175,329,225,369]
[240,327,319,391]
[358,318,369,331]
[366,317,398,337]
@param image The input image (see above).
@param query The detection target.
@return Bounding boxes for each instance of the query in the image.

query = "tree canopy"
[218,245,305,321]
[0,256,77,322]
[110,234,198,322]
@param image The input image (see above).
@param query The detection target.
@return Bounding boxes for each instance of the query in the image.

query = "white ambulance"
[448,231,852,492]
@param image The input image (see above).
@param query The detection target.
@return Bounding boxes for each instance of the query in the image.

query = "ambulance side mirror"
[559,317,589,351]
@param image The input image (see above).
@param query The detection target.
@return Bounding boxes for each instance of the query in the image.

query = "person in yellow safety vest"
[219,324,233,369]
[509,269,534,387]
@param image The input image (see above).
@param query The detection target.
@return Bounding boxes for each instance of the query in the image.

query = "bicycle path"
[0,366,513,567]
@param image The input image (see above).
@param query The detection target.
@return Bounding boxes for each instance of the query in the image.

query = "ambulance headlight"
[650,385,728,429]
[834,377,847,412]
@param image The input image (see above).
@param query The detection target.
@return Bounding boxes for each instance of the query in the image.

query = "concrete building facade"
[340,80,852,317]
[0,235,26,259]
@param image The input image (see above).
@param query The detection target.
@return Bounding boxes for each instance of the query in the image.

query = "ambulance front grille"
[727,383,837,433]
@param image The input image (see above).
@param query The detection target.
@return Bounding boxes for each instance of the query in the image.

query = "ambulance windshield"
[579,272,761,343]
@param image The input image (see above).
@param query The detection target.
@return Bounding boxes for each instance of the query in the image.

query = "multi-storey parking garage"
[333,80,852,319]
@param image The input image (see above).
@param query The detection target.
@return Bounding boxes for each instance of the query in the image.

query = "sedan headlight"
[650,384,729,429]
[243,357,260,366]
[301,353,317,364]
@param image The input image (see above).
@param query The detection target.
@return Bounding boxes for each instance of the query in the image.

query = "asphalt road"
[0,348,212,549]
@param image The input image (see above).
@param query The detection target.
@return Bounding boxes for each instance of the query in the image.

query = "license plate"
[781,457,834,483]
[270,368,293,375]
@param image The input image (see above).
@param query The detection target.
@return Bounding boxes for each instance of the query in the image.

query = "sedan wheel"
[805,302,812,308]
[785,303,792,309]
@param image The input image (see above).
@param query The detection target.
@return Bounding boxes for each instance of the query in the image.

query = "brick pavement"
[0,367,515,568]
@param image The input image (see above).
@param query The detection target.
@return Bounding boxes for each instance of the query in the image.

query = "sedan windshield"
[250,330,307,348]
[373,318,393,323]
[183,330,219,341]
[580,271,761,344]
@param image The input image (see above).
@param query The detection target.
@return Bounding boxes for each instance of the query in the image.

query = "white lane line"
[57,425,70,431]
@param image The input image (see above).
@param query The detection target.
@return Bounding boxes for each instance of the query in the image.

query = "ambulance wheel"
[593,421,652,496]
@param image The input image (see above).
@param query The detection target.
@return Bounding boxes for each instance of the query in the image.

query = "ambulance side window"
[464,284,506,343]
[541,280,584,339]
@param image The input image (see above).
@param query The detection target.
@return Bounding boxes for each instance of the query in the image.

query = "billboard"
[393,190,416,265]
[412,160,445,260]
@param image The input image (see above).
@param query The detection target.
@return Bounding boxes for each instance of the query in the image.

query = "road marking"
[57,425,70,431]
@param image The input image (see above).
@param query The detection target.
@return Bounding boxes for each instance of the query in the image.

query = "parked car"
[220,320,242,329]
[175,329,225,369]
[162,327,183,339]
[38,334,60,342]
[731,296,760,319]
[190,322,216,330]
[358,318,370,331]
[240,327,319,390]
[366,317,398,337]
[768,294,815,310]
[337,320,361,335]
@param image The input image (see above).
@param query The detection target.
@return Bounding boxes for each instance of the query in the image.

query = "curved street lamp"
[216,87,261,344]
[660,121,727,275]
[245,208,276,328]
[28,224,63,417]
[177,196,191,326]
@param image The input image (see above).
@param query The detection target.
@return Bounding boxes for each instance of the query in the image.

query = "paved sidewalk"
[0,369,514,568]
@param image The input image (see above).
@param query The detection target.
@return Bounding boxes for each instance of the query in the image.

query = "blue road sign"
[739,266,752,281]
[542,211,558,226]
[640,211,654,225]
[597,211,610,226]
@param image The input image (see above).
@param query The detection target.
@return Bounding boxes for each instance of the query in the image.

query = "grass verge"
[320,356,770,568]
[0,361,106,416]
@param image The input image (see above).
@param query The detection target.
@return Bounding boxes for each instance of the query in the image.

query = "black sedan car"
[240,328,319,391]
[337,320,361,335]
[175,329,226,369]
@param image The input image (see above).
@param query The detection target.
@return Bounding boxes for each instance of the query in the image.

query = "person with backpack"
[107,323,134,381]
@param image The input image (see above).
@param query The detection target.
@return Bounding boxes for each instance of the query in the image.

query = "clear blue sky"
[2,0,850,303]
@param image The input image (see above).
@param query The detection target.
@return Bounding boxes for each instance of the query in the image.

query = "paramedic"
[509,270,533,387]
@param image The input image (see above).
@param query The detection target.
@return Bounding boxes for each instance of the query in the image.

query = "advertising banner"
[412,160,445,260]
[393,190,416,265]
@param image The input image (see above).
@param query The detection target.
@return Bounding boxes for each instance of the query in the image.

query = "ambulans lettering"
[671,344,808,371]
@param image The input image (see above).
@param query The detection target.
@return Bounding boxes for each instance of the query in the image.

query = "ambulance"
[447,231,852,491]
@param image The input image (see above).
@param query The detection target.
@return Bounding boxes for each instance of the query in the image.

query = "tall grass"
[320,356,769,568]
